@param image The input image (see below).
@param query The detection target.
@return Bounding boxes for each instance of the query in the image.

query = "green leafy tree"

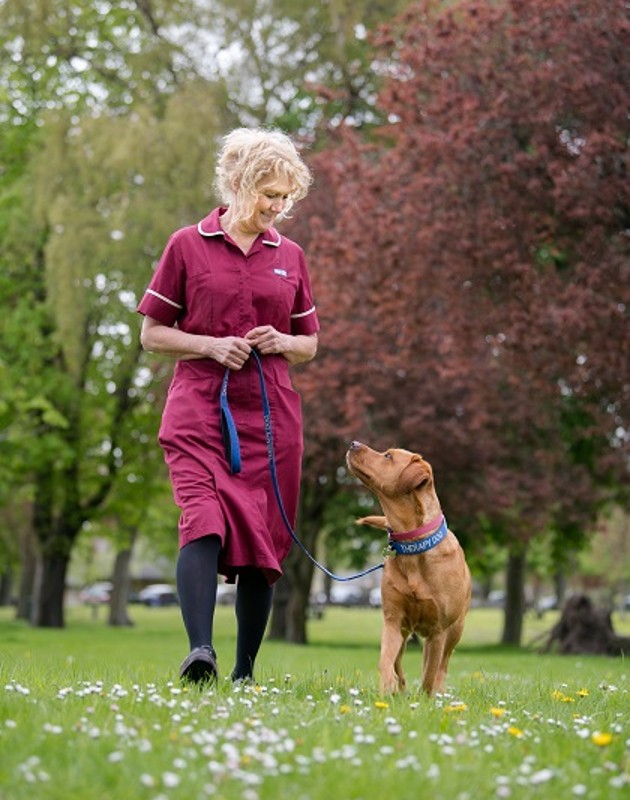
[1,81,228,626]
[192,0,410,131]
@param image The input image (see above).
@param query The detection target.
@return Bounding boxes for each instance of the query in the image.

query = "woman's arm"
[140,316,252,370]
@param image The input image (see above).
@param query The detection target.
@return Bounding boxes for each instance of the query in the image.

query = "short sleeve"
[290,251,320,336]
[136,234,185,326]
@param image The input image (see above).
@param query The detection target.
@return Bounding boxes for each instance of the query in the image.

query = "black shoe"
[179,646,218,684]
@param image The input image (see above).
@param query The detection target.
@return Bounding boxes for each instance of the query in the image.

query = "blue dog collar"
[388,517,449,555]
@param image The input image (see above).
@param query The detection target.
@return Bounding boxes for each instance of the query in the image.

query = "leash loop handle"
[221,351,384,583]
[220,370,242,474]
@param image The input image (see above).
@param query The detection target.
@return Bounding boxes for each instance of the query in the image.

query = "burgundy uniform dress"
[137,208,319,584]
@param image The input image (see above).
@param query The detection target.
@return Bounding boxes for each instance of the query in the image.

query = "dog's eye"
[384,452,393,460]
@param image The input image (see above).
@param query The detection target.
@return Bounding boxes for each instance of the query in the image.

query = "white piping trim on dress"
[197,220,281,247]
[146,289,183,309]
[262,233,281,247]
[197,221,225,238]
[291,306,316,319]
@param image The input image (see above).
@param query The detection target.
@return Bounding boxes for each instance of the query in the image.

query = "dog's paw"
[356,515,389,530]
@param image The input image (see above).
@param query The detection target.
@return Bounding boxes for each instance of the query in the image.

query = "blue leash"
[220,350,384,583]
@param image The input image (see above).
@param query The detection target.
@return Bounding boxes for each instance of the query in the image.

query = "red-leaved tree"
[280,0,627,645]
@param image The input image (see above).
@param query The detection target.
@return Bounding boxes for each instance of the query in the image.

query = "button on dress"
[137,208,319,584]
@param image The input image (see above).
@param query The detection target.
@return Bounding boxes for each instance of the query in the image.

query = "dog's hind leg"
[393,637,408,692]
[434,615,466,692]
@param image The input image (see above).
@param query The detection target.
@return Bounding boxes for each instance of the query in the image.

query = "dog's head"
[346,441,433,496]
[346,441,437,530]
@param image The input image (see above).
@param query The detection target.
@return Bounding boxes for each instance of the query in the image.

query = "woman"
[137,128,319,683]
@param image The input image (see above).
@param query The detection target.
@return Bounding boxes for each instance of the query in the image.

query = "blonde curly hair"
[214,127,312,224]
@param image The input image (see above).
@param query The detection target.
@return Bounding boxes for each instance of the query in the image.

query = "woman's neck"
[220,209,258,254]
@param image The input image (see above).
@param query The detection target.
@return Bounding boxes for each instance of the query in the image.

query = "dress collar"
[197,208,281,247]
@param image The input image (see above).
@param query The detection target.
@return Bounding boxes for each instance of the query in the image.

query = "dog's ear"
[398,456,432,494]
[356,515,389,530]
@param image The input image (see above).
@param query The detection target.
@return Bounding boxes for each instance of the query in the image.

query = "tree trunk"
[108,539,135,627]
[16,514,38,620]
[269,542,315,644]
[31,552,69,628]
[501,545,527,646]
[0,570,12,605]
[269,479,329,643]
[554,570,567,607]
[268,574,291,639]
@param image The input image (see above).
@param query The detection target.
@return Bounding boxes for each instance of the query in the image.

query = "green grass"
[0,605,628,799]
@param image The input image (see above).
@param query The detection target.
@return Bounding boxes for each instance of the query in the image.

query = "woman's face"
[240,178,293,234]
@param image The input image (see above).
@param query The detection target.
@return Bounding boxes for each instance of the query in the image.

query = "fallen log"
[540,594,630,656]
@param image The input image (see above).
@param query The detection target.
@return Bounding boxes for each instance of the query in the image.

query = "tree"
[283,0,627,644]
[189,0,410,130]
[0,81,230,626]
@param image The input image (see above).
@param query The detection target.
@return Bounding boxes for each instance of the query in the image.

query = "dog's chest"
[382,561,462,632]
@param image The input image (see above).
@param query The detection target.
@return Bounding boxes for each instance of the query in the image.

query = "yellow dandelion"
[445,703,468,713]
[490,707,506,718]
[375,701,389,709]
[591,732,613,747]
[552,690,575,703]
[339,705,352,714]
[576,688,589,698]
[507,726,524,738]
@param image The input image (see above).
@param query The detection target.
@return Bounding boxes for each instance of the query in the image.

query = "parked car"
[79,581,113,605]
[308,592,327,619]
[369,587,382,607]
[486,590,505,608]
[216,584,237,605]
[137,583,178,607]
[535,595,558,614]
[329,584,368,607]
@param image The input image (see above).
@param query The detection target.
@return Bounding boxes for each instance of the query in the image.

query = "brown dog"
[346,441,471,695]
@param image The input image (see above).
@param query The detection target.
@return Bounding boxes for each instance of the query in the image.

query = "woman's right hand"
[140,317,251,368]
[206,336,252,370]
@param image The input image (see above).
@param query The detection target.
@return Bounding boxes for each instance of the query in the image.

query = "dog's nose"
[349,440,362,450]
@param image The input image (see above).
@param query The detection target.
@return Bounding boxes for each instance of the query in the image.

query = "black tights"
[176,536,274,680]
[233,568,274,680]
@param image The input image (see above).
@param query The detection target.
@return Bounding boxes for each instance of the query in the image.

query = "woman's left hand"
[245,326,318,364]
[244,325,288,355]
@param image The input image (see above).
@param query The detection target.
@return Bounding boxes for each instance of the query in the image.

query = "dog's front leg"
[421,633,446,695]
[379,622,406,693]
